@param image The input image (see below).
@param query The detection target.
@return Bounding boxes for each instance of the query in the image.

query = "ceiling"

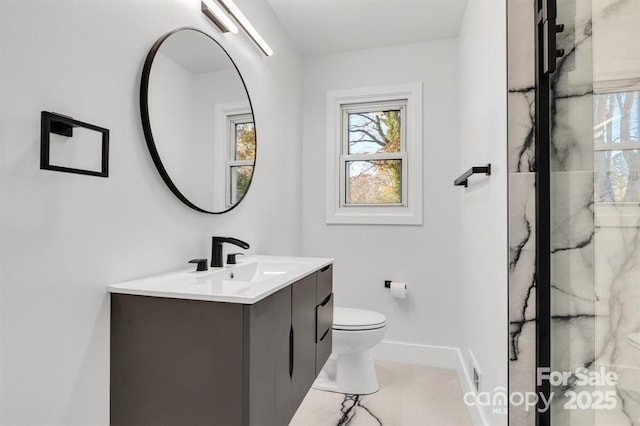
[266,0,469,56]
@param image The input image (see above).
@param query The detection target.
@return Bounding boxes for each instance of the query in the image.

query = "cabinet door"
[247,286,292,426]
[291,273,318,414]
[110,295,244,426]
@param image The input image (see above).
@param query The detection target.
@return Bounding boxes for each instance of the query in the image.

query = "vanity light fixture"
[201,0,238,34]
[216,0,273,56]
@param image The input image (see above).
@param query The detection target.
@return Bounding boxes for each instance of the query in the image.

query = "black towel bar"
[454,164,491,187]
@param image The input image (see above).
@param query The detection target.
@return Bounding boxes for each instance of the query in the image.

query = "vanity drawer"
[315,293,333,342]
[315,293,333,374]
[316,264,332,304]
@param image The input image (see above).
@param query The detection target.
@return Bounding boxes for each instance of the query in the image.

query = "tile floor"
[290,359,473,426]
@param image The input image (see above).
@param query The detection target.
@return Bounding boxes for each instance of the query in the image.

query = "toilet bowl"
[312,307,387,395]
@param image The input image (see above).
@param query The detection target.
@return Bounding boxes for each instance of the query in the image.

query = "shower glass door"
[547,0,640,424]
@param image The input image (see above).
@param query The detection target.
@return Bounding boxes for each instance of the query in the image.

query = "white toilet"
[313,307,387,395]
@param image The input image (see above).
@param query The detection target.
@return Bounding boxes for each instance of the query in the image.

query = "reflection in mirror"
[594,91,640,203]
[142,28,256,213]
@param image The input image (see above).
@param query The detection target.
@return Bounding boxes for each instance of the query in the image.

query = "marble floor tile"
[290,360,472,426]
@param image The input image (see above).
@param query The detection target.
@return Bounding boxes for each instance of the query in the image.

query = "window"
[226,113,255,206]
[326,84,422,225]
[341,101,407,206]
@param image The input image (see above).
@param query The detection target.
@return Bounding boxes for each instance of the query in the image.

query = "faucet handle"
[188,259,209,272]
[226,253,245,265]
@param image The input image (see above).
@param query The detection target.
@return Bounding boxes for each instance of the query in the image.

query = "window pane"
[346,160,401,204]
[235,122,255,160]
[594,91,639,147]
[230,165,253,204]
[594,91,640,202]
[348,110,401,154]
[595,150,640,202]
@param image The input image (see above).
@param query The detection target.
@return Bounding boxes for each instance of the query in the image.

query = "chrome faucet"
[211,237,250,267]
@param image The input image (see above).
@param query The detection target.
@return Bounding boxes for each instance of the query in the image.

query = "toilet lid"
[628,333,640,349]
[333,307,386,330]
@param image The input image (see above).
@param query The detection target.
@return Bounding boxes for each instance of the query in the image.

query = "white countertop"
[108,255,333,304]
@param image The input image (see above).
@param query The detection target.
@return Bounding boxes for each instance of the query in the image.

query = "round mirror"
[141,28,256,213]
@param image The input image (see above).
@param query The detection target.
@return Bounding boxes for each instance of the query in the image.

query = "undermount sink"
[225,261,305,283]
[108,255,333,304]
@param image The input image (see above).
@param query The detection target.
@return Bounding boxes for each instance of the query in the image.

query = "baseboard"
[372,340,489,426]
[372,340,458,370]
[455,349,490,426]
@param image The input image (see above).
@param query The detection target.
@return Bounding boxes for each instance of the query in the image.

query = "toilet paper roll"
[390,282,407,298]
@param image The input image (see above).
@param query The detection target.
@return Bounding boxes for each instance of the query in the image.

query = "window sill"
[326,206,422,225]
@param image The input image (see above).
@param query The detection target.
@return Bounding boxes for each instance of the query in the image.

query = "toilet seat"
[333,307,387,331]
[628,332,640,349]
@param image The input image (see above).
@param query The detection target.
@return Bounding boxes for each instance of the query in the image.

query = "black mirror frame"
[140,27,257,214]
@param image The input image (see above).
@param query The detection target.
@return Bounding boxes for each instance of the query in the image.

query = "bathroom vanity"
[109,256,333,425]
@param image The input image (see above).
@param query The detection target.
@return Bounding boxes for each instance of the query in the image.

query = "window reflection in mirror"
[227,114,255,206]
[594,90,640,203]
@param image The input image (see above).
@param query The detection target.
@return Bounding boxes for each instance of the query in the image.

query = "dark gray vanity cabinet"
[110,267,332,426]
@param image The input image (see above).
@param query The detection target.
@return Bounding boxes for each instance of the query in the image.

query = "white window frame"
[326,83,423,225]
[340,100,408,208]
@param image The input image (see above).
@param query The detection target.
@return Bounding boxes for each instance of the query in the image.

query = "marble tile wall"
[509,0,640,424]
[508,0,537,424]
[593,207,640,425]
[590,0,640,422]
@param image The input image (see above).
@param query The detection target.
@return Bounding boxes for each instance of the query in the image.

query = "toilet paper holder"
[385,280,407,298]
[385,280,407,289]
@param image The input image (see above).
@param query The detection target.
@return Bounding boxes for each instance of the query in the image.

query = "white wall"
[301,40,462,350]
[148,53,200,204]
[457,0,508,424]
[0,0,302,423]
